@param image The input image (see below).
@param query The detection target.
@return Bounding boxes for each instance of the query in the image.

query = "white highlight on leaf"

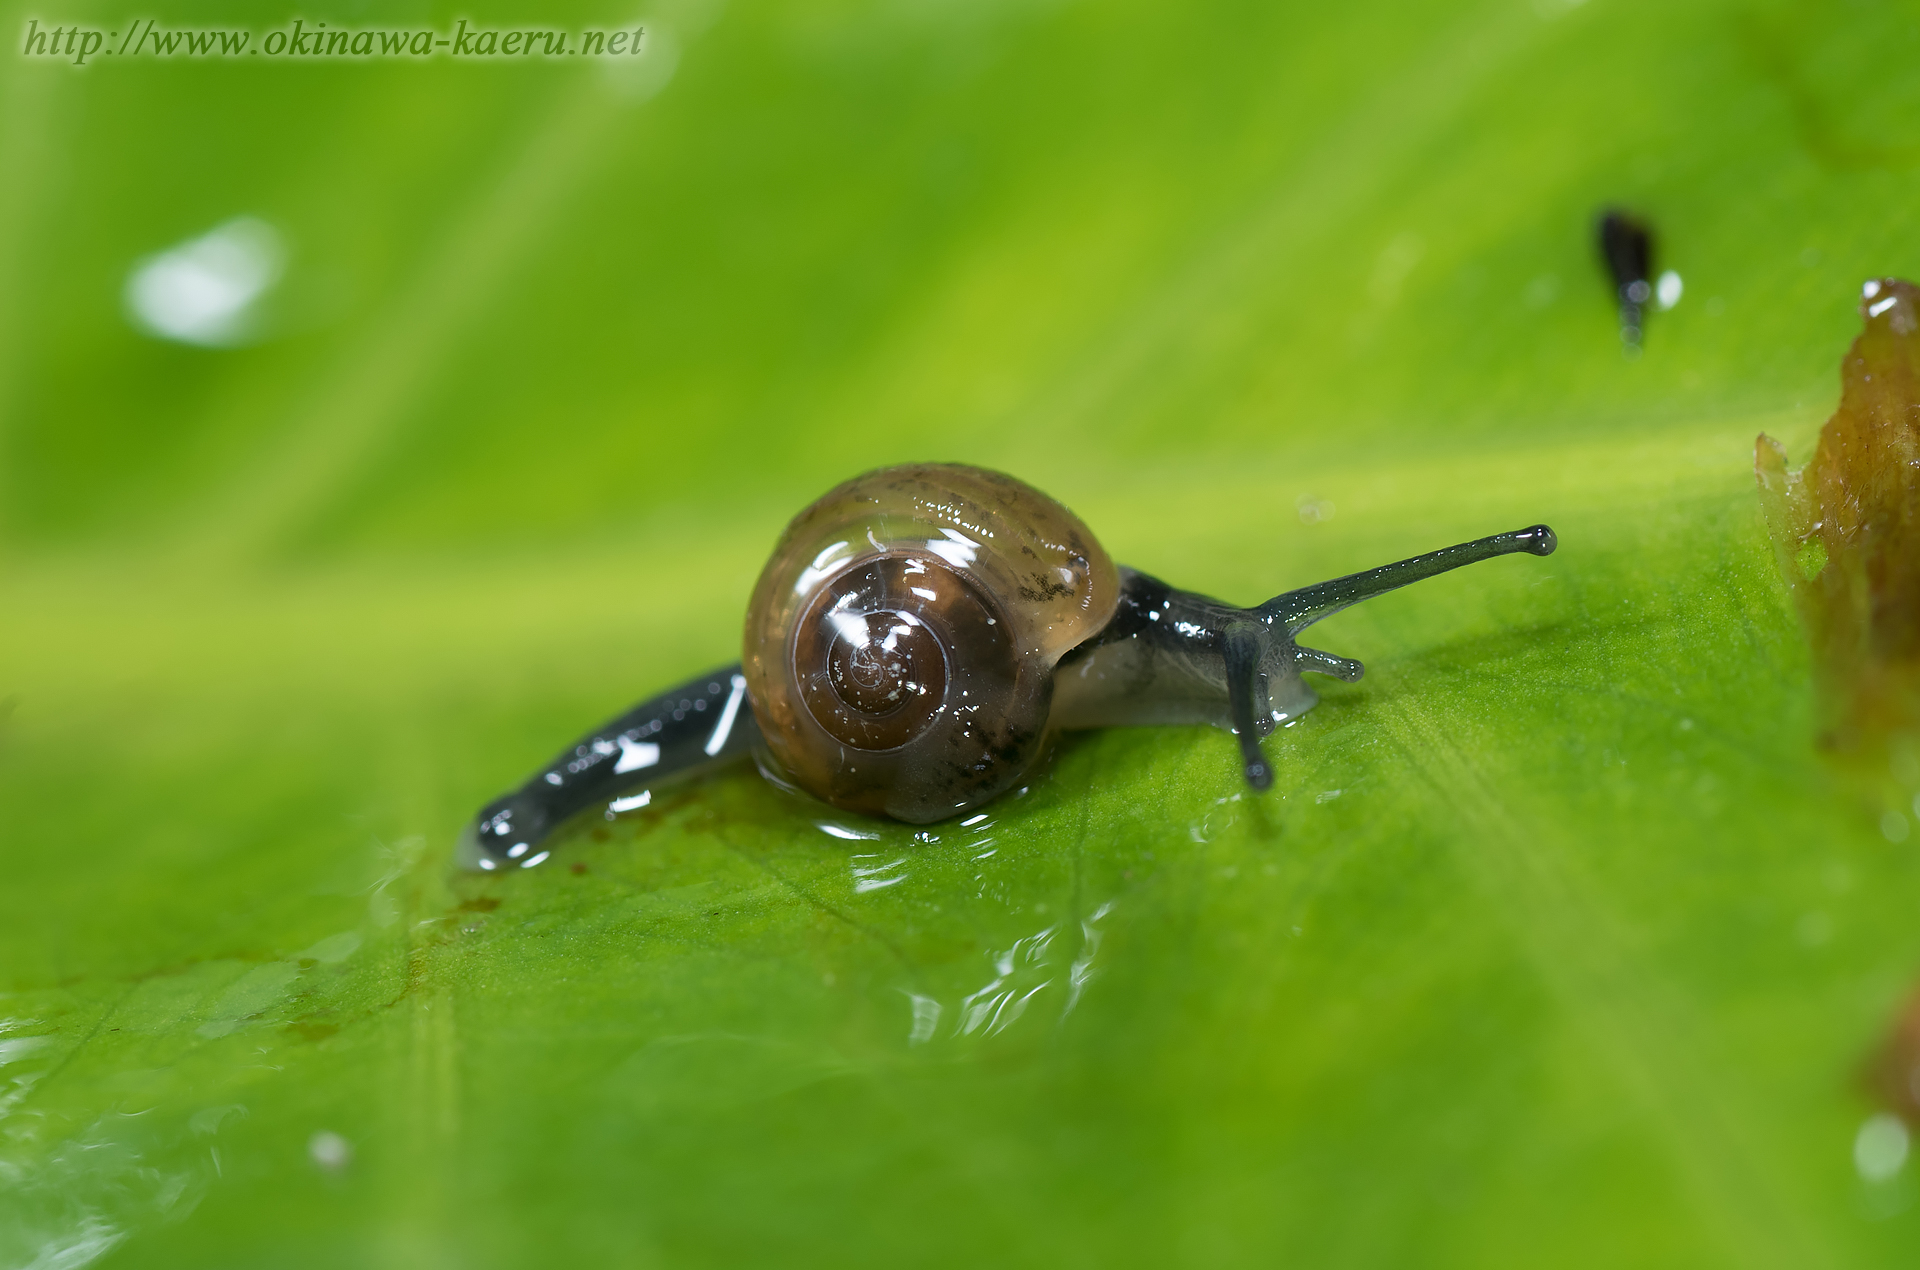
[0,1036,52,1065]
[298,931,361,964]
[1656,269,1683,311]
[309,1130,353,1172]
[852,856,908,893]
[18,1215,125,1270]
[124,216,284,347]
[904,994,941,1045]
[1064,901,1115,1017]
[1857,1112,1910,1182]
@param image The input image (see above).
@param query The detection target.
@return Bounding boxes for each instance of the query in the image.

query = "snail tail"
[457,665,759,871]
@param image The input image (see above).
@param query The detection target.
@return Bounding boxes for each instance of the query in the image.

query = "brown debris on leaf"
[1867,983,1920,1122]
[1756,278,1920,751]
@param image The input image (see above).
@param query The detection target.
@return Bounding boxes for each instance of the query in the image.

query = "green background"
[4,0,1919,1264]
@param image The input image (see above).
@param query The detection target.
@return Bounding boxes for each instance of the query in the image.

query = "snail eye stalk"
[1202,523,1557,794]
[1261,524,1557,634]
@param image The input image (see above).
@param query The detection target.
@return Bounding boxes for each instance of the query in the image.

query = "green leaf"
[4,0,1920,1265]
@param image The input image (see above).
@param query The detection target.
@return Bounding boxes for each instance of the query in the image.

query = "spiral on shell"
[743,464,1119,822]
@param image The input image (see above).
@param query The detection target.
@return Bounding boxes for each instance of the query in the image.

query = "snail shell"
[743,464,1118,823]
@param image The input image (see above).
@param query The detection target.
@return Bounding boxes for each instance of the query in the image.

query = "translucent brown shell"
[742,463,1120,822]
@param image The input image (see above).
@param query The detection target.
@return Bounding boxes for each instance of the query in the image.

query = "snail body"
[463,464,1554,868]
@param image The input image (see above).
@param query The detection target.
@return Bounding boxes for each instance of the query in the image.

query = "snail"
[462,464,1555,869]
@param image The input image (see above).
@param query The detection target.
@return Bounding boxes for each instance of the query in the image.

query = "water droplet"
[1656,269,1683,311]
[1856,1113,1910,1182]
[125,216,284,347]
[309,1130,353,1173]
[904,994,941,1045]
[1296,496,1335,525]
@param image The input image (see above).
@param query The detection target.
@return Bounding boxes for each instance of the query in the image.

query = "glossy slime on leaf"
[1757,278,1920,753]
[462,465,1556,868]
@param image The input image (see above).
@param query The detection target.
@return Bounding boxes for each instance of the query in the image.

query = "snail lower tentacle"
[1222,623,1275,791]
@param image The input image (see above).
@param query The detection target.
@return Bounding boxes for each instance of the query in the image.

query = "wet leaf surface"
[8,0,1920,1265]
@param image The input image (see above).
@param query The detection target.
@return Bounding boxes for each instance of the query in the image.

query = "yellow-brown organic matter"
[1757,278,1920,750]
